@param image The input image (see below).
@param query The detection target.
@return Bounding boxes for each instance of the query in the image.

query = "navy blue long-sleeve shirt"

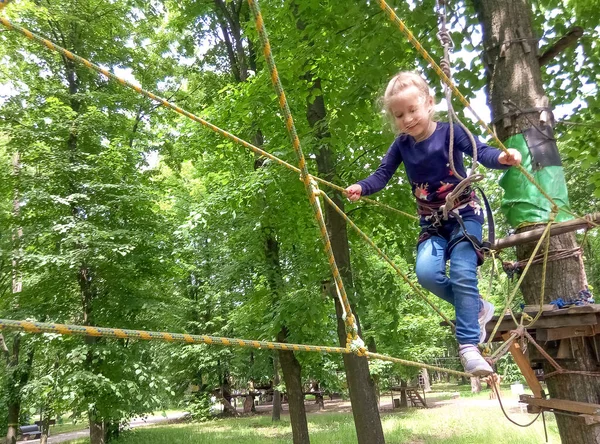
[357,122,509,225]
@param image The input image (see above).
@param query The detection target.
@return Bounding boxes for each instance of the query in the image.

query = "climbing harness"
[416,178,496,265]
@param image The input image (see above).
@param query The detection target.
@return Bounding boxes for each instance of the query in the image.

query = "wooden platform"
[485,304,600,343]
[520,395,600,424]
[482,305,600,419]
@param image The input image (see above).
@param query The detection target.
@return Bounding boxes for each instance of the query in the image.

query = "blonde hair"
[381,71,435,133]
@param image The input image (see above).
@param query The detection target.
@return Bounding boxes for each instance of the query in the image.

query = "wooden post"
[493,212,600,251]
[502,333,544,399]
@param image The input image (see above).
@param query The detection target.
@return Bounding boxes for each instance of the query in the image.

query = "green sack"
[499,133,573,228]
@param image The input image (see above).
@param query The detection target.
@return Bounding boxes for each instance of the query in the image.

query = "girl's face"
[389,85,434,140]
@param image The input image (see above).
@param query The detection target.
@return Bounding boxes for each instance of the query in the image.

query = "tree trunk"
[260,163,308,433]
[212,4,308,433]
[421,368,431,392]
[81,264,105,444]
[5,335,34,444]
[277,327,310,444]
[39,415,51,444]
[329,292,385,442]
[308,74,385,444]
[243,395,254,413]
[12,151,22,294]
[272,353,282,421]
[474,1,600,442]
[6,402,19,444]
[293,6,384,439]
[399,379,408,408]
[220,371,235,416]
[89,418,105,444]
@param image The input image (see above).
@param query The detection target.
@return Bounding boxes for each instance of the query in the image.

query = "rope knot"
[348,337,366,355]
[436,30,454,50]
[510,325,526,338]
[439,59,451,79]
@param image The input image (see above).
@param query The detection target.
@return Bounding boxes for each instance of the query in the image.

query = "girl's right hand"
[345,184,363,202]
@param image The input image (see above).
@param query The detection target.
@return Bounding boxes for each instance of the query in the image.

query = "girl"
[345,71,521,376]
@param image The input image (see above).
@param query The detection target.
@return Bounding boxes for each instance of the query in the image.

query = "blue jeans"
[416,219,482,345]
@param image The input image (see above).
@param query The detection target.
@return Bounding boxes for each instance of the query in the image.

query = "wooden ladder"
[407,388,427,408]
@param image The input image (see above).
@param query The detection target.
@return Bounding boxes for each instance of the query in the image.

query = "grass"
[51,422,88,434]
[62,388,560,444]
[48,410,185,436]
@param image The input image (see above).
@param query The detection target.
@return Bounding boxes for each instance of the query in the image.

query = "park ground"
[25,383,560,444]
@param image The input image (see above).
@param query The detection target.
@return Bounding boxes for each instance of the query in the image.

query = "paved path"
[17,412,188,444]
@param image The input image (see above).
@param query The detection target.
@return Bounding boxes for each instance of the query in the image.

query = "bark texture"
[214,3,309,436]
[306,67,385,444]
[474,1,600,442]
[272,353,282,421]
[277,328,310,444]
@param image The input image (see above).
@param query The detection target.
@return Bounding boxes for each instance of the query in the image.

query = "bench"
[19,420,56,440]
[19,424,41,440]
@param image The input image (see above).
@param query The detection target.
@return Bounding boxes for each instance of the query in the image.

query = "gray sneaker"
[459,344,493,377]
[478,300,495,343]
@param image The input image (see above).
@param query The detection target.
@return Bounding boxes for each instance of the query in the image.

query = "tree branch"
[538,26,584,67]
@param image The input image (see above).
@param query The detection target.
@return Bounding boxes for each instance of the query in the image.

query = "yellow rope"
[0,319,472,377]
[484,218,555,348]
[0,319,348,353]
[0,16,415,223]
[247,0,363,349]
[365,351,470,378]
[373,0,595,228]
[319,191,456,330]
[521,217,553,328]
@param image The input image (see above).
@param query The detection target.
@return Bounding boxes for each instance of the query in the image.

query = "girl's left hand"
[499,148,522,166]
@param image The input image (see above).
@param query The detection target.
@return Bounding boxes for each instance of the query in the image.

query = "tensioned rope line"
[437,0,479,182]
[373,0,598,229]
[0,16,417,222]
[373,1,600,379]
[0,319,347,353]
[319,190,456,330]
[520,219,552,329]
[0,6,472,378]
[0,319,473,378]
[247,0,364,351]
[484,216,555,350]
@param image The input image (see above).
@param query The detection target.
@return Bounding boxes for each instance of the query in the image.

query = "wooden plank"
[503,305,600,318]
[412,390,427,408]
[536,325,599,342]
[543,305,600,316]
[566,305,600,314]
[503,333,544,399]
[523,304,556,313]
[486,313,600,337]
[494,212,600,250]
[520,395,600,415]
